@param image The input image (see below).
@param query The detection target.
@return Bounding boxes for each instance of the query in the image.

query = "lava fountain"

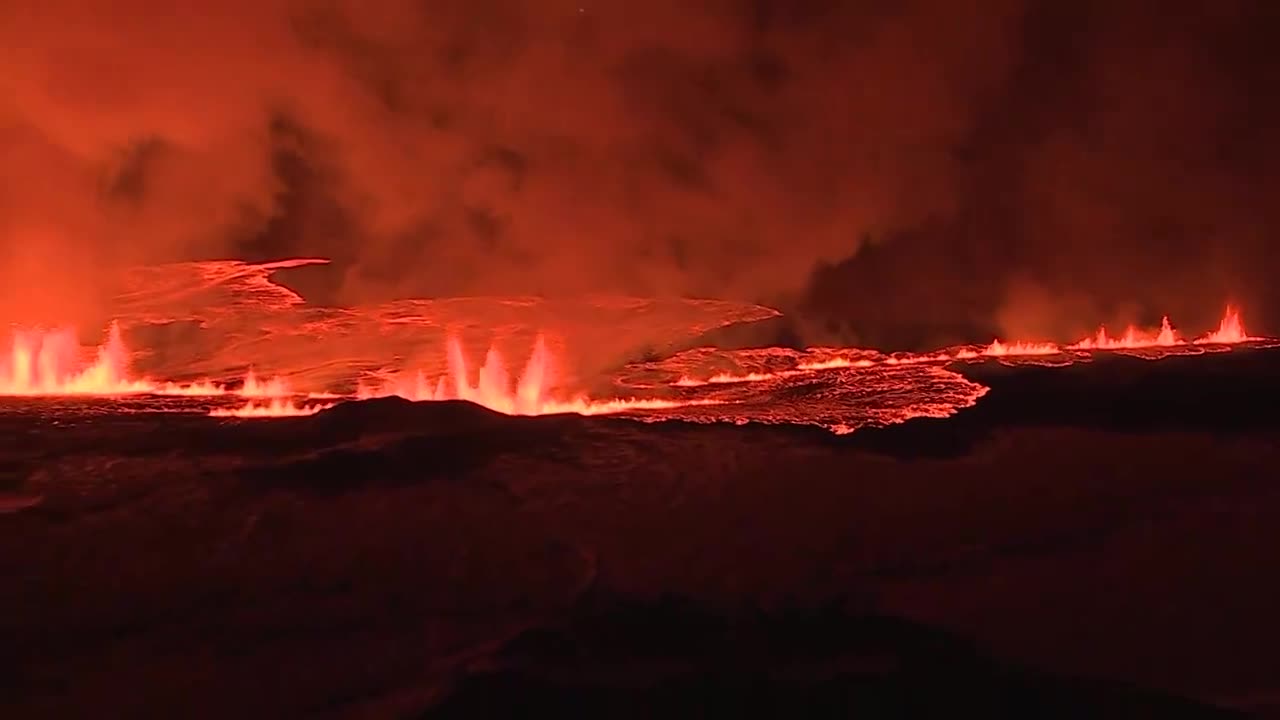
[981,340,1062,357]
[974,305,1255,357]
[1068,316,1182,350]
[1194,305,1256,344]
[358,335,701,417]
[209,398,333,418]
[1,297,1268,432]
[0,321,309,409]
[0,323,153,396]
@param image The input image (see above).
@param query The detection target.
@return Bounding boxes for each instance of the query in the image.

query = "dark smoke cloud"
[803,0,1280,348]
[1,0,1277,347]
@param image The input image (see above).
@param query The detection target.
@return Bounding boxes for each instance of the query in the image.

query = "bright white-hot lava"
[1194,305,1256,344]
[1068,316,1181,350]
[209,398,332,418]
[155,369,293,397]
[674,371,789,387]
[0,321,700,418]
[975,305,1253,357]
[239,369,291,397]
[155,380,226,397]
[982,339,1061,357]
[0,323,153,396]
[668,305,1266,386]
[0,322,302,412]
[797,357,876,370]
[0,300,1270,429]
[358,335,703,416]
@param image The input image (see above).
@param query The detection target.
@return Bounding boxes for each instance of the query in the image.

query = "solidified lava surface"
[3,260,1278,717]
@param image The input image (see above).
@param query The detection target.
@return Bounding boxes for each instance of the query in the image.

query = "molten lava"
[358,335,699,416]
[209,399,331,418]
[1195,306,1254,344]
[239,369,291,397]
[0,323,153,396]
[982,340,1062,357]
[674,371,785,387]
[972,306,1253,357]
[0,262,1270,437]
[155,380,227,397]
[155,369,293,398]
[665,306,1265,391]
[0,322,298,401]
[797,357,877,370]
[1069,316,1182,350]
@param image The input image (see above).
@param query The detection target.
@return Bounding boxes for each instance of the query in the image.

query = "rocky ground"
[3,349,1278,717]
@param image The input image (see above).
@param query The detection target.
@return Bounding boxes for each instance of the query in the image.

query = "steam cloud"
[2,1,1276,347]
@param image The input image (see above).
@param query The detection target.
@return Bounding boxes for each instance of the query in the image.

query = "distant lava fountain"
[1068,316,1182,350]
[358,335,702,417]
[969,305,1256,358]
[981,340,1061,357]
[1,293,1268,434]
[209,398,332,418]
[668,305,1266,387]
[0,323,153,396]
[155,369,294,398]
[1194,305,1256,344]
[239,369,291,397]
[0,321,307,411]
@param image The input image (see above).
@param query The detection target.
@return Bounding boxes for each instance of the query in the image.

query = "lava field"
[2,261,1278,717]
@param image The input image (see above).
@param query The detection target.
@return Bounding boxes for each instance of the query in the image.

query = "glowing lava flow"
[1,302,1265,432]
[197,370,324,418]
[209,398,332,418]
[153,369,293,398]
[155,380,226,397]
[797,357,876,370]
[975,306,1254,357]
[0,323,153,396]
[358,335,702,416]
[982,339,1061,357]
[674,371,784,387]
[668,305,1266,387]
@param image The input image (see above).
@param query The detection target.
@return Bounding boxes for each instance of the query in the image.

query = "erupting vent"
[0,261,1273,432]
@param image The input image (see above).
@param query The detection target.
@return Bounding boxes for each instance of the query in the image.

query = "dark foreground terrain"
[3,349,1279,717]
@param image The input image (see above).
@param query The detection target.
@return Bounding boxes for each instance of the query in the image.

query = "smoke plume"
[1,0,1277,347]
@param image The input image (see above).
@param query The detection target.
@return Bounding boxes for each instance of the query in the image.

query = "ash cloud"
[1,0,1277,347]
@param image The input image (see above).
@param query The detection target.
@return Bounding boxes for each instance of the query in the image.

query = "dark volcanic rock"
[3,347,1280,716]
[838,345,1280,459]
[427,596,1239,719]
[236,398,583,492]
